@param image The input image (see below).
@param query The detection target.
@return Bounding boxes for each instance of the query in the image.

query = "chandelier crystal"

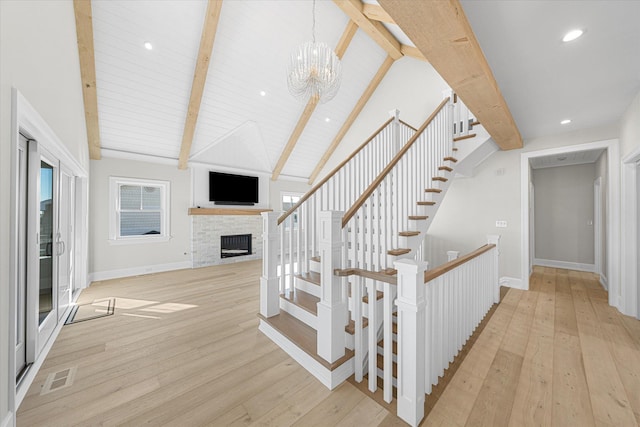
[287,0,342,104]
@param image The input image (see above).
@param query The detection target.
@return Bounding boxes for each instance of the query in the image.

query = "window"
[109,177,170,243]
[281,192,303,229]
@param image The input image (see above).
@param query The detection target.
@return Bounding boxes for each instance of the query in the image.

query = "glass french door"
[28,143,59,356]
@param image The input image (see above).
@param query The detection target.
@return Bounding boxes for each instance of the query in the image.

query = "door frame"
[520,139,620,308]
[10,89,89,411]
[621,146,640,318]
[594,177,603,281]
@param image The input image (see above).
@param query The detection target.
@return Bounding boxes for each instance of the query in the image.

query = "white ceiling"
[530,148,605,170]
[460,0,640,141]
[91,1,640,180]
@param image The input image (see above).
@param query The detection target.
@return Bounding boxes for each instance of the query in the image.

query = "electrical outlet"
[496,220,508,228]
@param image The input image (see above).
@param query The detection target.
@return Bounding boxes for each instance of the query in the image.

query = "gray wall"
[89,158,191,277]
[533,163,596,265]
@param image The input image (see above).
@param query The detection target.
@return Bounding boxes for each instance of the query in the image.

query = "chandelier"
[287,0,342,104]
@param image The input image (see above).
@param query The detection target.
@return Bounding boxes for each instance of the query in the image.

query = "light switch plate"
[496,220,508,228]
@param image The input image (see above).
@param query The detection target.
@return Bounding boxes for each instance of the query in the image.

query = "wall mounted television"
[209,171,258,205]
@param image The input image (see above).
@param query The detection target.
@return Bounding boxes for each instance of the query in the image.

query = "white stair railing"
[395,236,501,426]
[342,97,452,273]
[273,112,416,297]
[450,89,477,139]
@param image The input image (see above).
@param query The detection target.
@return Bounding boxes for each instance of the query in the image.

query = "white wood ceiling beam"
[308,55,395,184]
[178,0,224,170]
[73,0,101,160]
[333,0,403,60]
[378,0,523,150]
[271,21,359,181]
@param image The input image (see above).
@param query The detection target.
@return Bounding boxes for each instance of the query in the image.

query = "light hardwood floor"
[17,263,640,426]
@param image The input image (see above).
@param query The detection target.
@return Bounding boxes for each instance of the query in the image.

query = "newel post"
[260,212,280,317]
[317,211,347,363]
[487,234,501,303]
[395,258,428,427]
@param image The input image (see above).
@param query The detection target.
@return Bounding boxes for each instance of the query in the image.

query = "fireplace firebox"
[220,234,252,258]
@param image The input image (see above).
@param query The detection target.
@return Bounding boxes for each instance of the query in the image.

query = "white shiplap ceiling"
[92,0,396,180]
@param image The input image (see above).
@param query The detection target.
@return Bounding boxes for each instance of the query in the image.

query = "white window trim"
[281,191,304,229]
[109,176,171,245]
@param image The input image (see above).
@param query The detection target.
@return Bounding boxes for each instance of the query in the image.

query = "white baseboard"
[258,319,353,390]
[1,412,13,427]
[500,276,524,290]
[533,258,595,273]
[88,261,191,283]
[600,274,608,290]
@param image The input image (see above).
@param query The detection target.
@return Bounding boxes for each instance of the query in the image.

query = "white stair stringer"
[454,125,498,178]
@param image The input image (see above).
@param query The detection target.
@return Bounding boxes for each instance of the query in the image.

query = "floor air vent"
[40,366,77,395]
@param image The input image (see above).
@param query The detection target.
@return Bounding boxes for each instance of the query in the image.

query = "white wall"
[89,158,190,278]
[316,57,449,181]
[620,90,640,158]
[269,179,311,213]
[533,163,596,265]
[1,0,89,422]
[424,123,618,279]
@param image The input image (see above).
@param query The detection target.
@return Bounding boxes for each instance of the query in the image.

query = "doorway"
[520,139,619,308]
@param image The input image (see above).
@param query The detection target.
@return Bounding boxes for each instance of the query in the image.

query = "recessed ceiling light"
[259,90,266,97]
[325,117,331,122]
[562,29,583,42]
[144,41,153,50]
[561,119,571,125]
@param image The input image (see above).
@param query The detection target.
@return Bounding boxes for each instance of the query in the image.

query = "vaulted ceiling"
[75,0,640,182]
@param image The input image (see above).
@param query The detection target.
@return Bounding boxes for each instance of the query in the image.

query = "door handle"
[58,240,66,256]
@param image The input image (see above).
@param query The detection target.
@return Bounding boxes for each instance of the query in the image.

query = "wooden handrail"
[342,97,450,228]
[334,267,397,285]
[399,119,417,132]
[277,117,395,225]
[423,244,495,283]
[334,243,495,286]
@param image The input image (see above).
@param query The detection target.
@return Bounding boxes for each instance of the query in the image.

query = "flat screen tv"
[209,171,258,205]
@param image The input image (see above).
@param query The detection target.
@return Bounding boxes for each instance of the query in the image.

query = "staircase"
[258,92,501,426]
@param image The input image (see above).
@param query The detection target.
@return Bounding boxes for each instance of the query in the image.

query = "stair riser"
[309,258,321,274]
[295,277,321,298]
[279,298,318,329]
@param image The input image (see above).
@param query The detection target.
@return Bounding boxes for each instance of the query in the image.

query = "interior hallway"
[16,263,640,426]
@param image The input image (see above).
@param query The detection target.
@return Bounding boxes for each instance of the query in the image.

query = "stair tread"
[295,271,321,286]
[408,215,429,220]
[258,312,353,371]
[453,133,477,142]
[379,268,397,276]
[471,120,480,126]
[432,176,448,182]
[425,188,442,193]
[444,156,458,163]
[280,289,319,315]
[345,317,369,334]
[388,248,411,256]
[439,166,453,172]
[399,231,420,237]
[417,201,436,206]
[348,288,384,303]
[310,256,321,263]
